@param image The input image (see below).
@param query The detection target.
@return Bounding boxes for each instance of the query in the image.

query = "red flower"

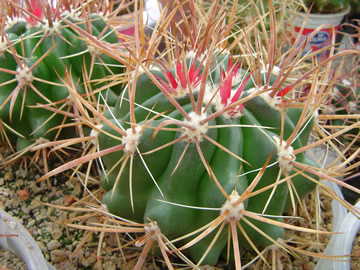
[25,0,58,26]
[156,60,202,97]
[219,56,250,117]
[26,0,44,25]
[276,84,293,97]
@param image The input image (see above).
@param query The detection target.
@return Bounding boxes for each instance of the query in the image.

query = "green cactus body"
[98,53,320,265]
[0,11,123,149]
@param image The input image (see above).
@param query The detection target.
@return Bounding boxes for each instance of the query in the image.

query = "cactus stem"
[142,135,188,156]
[261,169,283,215]
[170,140,190,176]
[151,119,192,142]
[202,133,250,165]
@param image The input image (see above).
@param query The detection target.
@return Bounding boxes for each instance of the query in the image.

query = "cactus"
[94,48,326,265]
[303,0,349,14]
[34,0,360,268]
[0,0,126,153]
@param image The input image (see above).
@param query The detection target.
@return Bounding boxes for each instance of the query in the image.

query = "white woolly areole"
[273,136,295,173]
[185,50,197,59]
[122,126,142,154]
[245,87,282,110]
[142,222,162,242]
[182,111,208,142]
[272,66,281,76]
[348,101,358,114]
[88,45,101,57]
[0,41,8,56]
[231,70,243,87]
[172,88,188,98]
[321,105,335,115]
[35,137,49,145]
[342,79,352,87]
[16,66,34,83]
[89,124,103,145]
[220,190,244,222]
[42,21,61,36]
[329,87,340,99]
[216,101,243,119]
[185,50,206,64]
[202,83,217,106]
[261,64,281,76]
[260,90,282,110]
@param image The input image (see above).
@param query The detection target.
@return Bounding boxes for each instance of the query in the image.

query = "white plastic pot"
[117,0,161,39]
[291,8,349,58]
[315,184,360,270]
[0,209,54,270]
[306,145,359,270]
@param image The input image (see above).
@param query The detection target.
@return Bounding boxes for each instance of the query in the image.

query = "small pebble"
[17,190,30,200]
[50,249,68,263]
[47,239,62,251]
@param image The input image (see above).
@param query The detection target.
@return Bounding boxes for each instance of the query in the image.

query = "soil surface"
[0,145,359,269]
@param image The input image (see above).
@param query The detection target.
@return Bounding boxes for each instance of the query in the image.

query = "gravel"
[0,145,130,269]
[0,145,359,269]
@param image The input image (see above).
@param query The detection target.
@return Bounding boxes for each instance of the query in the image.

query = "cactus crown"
[303,0,349,13]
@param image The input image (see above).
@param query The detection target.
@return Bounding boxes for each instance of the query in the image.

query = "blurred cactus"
[0,0,127,152]
[303,0,349,14]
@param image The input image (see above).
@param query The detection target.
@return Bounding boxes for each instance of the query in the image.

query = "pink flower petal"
[277,85,292,97]
[166,70,178,89]
[176,62,187,89]
[230,73,251,103]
